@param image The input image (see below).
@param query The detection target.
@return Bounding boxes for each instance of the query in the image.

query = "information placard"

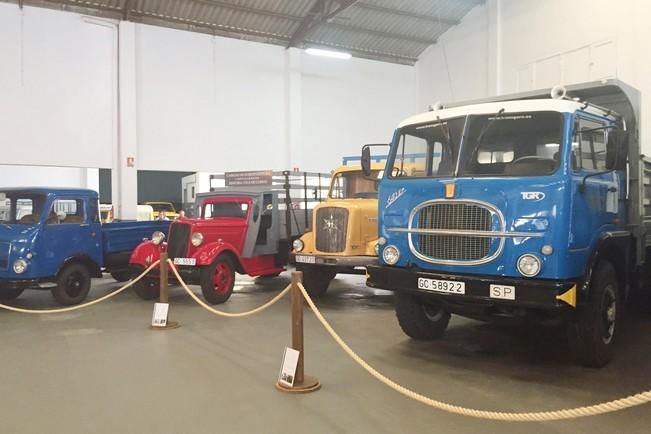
[151,302,169,327]
[278,347,300,387]
[224,170,273,187]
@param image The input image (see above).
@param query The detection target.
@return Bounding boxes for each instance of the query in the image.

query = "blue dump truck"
[0,188,169,305]
[362,80,650,367]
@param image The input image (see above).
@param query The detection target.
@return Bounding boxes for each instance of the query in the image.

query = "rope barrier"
[168,260,291,318]
[0,260,160,314]
[297,282,651,422]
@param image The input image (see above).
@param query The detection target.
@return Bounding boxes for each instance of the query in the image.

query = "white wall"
[0,4,416,214]
[0,165,99,190]
[0,4,115,169]
[416,0,651,146]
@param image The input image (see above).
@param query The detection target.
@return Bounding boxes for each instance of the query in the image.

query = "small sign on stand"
[278,347,300,387]
[151,302,169,328]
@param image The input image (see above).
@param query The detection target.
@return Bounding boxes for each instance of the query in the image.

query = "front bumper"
[367,264,578,316]
[129,264,201,284]
[0,277,56,290]
[289,253,377,273]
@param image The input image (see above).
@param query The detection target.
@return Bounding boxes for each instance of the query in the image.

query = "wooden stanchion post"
[150,252,180,330]
[276,271,320,393]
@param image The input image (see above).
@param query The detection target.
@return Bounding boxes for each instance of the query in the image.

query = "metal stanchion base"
[275,375,321,394]
[149,321,181,331]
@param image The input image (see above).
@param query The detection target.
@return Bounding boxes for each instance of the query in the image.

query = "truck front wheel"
[52,263,91,306]
[395,293,450,340]
[301,266,335,298]
[110,271,131,282]
[0,288,24,301]
[568,261,619,368]
[200,255,235,304]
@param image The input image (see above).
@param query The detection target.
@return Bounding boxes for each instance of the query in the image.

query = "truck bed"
[102,220,170,255]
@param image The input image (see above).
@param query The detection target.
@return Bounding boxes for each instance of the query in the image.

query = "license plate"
[173,257,196,266]
[295,255,316,264]
[489,284,515,300]
[418,278,465,295]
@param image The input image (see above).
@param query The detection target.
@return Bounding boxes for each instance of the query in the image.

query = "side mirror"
[606,130,629,170]
[361,145,372,177]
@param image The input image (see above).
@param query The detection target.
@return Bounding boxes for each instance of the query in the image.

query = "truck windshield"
[0,192,46,224]
[389,111,564,178]
[459,111,564,176]
[330,170,381,199]
[389,117,465,178]
[149,203,175,212]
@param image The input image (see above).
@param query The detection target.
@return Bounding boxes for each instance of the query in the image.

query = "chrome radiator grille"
[415,202,494,262]
[0,242,9,270]
[315,207,348,253]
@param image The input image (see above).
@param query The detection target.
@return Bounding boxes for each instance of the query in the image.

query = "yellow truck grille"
[315,207,348,253]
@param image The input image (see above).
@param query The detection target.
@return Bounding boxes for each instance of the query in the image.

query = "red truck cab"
[129,189,299,304]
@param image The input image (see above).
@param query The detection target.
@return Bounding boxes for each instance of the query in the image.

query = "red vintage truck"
[128,171,328,304]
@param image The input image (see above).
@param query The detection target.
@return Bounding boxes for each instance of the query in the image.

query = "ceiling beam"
[122,0,132,21]
[324,22,436,45]
[287,0,357,48]
[354,2,460,27]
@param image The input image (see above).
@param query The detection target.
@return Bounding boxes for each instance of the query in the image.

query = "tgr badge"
[521,192,545,201]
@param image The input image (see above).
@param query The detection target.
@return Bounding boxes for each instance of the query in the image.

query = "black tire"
[110,271,131,282]
[133,278,160,300]
[568,261,620,368]
[256,272,281,279]
[200,254,235,304]
[52,263,91,306]
[301,266,335,297]
[0,288,24,301]
[395,293,450,340]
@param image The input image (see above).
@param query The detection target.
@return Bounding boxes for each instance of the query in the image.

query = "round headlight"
[517,254,541,277]
[191,232,204,247]
[151,231,165,245]
[13,259,27,274]
[383,245,400,265]
[293,239,304,252]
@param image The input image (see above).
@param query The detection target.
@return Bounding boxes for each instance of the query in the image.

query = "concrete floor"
[1,272,651,434]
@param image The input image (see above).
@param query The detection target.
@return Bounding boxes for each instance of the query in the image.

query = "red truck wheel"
[200,255,235,304]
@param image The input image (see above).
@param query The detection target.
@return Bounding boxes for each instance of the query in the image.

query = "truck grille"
[315,207,348,253]
[167,223,190,259]
[0,242,9,270]
[414,201,496,263]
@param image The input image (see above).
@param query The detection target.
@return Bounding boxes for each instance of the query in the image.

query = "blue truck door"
[569,115,619,251]
[41,197,102,276]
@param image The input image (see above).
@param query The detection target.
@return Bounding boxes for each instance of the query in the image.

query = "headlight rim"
[517,253,541,277]
[151,231,166,246]
[191,232,204,247]
[293,239,304,252]
[383,245,400,266]
[13,259,27,274]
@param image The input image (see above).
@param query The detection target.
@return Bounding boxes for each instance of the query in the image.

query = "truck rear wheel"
[200,255,235,304]
[52,263,91,306]
[568,261,619,368]
[395,293,450,340]
[110,271,131,282]
[0,288,24,301]
[301,266,335,298]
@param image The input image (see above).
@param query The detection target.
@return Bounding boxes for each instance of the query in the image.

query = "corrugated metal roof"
[6,0,483,64]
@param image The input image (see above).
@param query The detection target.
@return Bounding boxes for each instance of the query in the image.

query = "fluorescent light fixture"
[305,48,352,59]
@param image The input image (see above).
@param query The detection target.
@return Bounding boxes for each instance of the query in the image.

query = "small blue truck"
[362,80,650,367]
[0,188,169,305]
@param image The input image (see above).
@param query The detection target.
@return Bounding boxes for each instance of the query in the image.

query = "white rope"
[297,282,651,421]
[0,260,160,314]
[168,260,291,318]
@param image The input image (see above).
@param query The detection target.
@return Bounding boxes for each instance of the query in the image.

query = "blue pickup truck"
[362,80,651,367]
[0,188,169,305]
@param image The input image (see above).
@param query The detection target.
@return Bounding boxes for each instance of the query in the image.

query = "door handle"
[80,224,90,228]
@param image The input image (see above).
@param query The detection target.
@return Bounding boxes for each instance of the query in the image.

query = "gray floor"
[1,272,651,434]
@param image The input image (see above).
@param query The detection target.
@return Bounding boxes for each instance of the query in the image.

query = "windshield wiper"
[434,115,451,146]
[469,108,505,157]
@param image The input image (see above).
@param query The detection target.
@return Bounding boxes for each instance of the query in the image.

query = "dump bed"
[102,220,170,255]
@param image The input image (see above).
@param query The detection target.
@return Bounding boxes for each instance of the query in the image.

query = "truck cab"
[0,188,168,305]
[290,163,384,296]
[130,189,295,304]
[364,80,644,367]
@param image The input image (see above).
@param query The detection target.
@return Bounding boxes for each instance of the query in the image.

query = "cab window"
[203,202,249,219]
[573,118,608,171]
[48,199,85,224]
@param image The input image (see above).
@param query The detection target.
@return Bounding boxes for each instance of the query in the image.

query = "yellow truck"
[144,201,179,220]
[290,162,385,296]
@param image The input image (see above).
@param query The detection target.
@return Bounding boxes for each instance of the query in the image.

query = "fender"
[193,241,241,267]
[129,240,166,267]
[58,254,102,278]
[580,231,632,299]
